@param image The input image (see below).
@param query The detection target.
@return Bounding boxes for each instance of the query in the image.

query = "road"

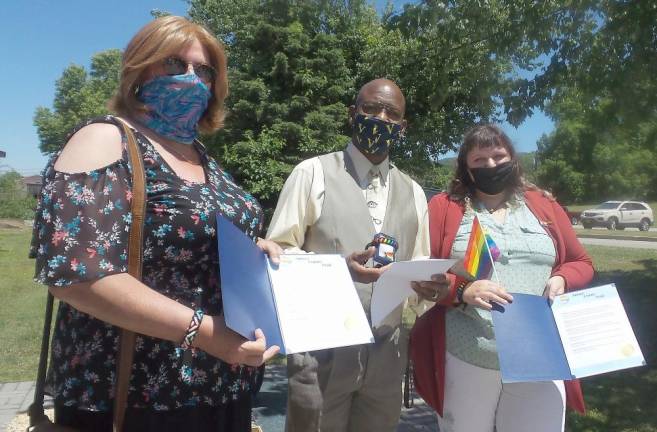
[571,224,657,249]
[573,225,657,232]
[578,237,657,249]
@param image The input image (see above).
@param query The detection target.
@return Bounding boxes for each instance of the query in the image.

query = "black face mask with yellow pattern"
[353,113,403,157]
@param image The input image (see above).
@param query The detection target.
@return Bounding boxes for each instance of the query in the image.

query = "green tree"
[368,0,606,178]
[189,0,586,209]
[534,1,657,202]
[0,172,37,219]
[536,158,586,203]
[560,0,657,141]
[536,92,657,202]
[36,2,653,211]
[189,0,379,209]
[34,49,122,154]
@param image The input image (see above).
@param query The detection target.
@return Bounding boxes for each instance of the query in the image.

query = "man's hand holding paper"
[371,258,457,327]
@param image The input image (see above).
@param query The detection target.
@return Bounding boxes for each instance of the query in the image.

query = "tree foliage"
[188,0,381,208]
[377,1,563,151]
[535,1,657,203]
[0,172,37,219]
[34,49,122,154]
[34,1,655,208]
[189,0,583,208]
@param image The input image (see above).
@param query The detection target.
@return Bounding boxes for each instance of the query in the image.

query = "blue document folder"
[492,287,645,383]
[491,294,572,382]
[216,214,285,352]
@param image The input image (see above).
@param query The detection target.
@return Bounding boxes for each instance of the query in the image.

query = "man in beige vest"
[267,78,448,431]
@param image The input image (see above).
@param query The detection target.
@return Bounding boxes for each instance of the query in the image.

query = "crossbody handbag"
[27,118,146,432]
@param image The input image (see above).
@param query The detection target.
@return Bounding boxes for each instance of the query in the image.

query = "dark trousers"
[54,397,252,432]
[286,327,406,432]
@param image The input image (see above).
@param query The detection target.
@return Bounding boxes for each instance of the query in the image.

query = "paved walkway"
[1,366,437,431]
[253,365,438,431]
[0,381,53,431]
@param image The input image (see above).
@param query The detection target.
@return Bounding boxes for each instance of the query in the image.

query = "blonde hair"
[109,15,228,133]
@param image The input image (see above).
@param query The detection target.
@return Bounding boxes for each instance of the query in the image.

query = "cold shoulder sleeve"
[30,159,133,286]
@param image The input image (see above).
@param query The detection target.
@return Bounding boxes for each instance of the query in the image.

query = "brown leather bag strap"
[112,118,146,432]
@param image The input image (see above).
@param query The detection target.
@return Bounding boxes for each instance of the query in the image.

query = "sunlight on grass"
[0,228,50,382]
[566,244,657,432]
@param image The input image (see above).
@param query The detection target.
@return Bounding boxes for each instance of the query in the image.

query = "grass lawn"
[566,244,657,432]
[1,229,656,430]
[0,228,50,382]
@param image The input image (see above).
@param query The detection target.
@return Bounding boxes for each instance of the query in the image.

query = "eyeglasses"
[162,56,217,85]
[359,101,403,123]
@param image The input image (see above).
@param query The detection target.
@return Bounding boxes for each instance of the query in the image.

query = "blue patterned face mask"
[353,113,403,157]
[137,74,211,144]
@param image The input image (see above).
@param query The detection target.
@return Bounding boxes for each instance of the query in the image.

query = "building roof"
[22,175,43,186]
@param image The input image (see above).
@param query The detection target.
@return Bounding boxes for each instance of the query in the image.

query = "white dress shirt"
[266,143,433,316]
[267,142,430,257]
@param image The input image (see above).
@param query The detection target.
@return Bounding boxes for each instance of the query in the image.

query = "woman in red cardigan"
[410,125,593,432]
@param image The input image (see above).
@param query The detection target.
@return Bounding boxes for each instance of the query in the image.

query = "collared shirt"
[446,201,557,369]
[267,142,429,258]
[267,143,432,317]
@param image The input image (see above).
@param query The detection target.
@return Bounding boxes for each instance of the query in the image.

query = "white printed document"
[552,283,645,378]
[218,213,373,355]
[267,254,374,354]
[491,283,645,382]
[370,259,456,327]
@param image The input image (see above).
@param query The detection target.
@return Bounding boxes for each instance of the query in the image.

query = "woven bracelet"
[456,280,469,305]
[180,309,204,351]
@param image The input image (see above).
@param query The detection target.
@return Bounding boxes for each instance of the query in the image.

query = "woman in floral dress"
[30,16,280,431]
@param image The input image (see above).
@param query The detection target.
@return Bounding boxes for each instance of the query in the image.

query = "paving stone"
[19,389,36,412]
[16,382,34,392]
[0,397,21,408]
[0,383,18,393]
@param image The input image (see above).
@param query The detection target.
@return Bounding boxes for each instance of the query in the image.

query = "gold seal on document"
[621,344,635,357]
[344,314,358,331]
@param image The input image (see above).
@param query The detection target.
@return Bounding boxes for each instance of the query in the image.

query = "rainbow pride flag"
[463,215,501,279]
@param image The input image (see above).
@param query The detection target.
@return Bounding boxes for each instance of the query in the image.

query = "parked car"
[580,201,654,231]
[424,187,443,202]
[561,206,581,226]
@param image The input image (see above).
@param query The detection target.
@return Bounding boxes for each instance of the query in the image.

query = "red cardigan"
[410,191,593,416]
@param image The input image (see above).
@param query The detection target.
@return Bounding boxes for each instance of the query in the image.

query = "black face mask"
[352,113,403,157]
[468,161,514,195]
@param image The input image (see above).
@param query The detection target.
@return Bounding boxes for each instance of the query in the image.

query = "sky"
[0,0,553,175]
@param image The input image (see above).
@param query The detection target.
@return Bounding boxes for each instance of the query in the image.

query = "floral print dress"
[30,115,264,412]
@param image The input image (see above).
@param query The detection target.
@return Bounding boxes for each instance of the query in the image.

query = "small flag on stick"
[463,215,500,280]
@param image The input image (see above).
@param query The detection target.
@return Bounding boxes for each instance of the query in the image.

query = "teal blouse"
[445,199,557,369]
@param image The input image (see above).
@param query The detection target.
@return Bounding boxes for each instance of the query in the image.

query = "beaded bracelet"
[180,309,204,351]
[456,280,469,305]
